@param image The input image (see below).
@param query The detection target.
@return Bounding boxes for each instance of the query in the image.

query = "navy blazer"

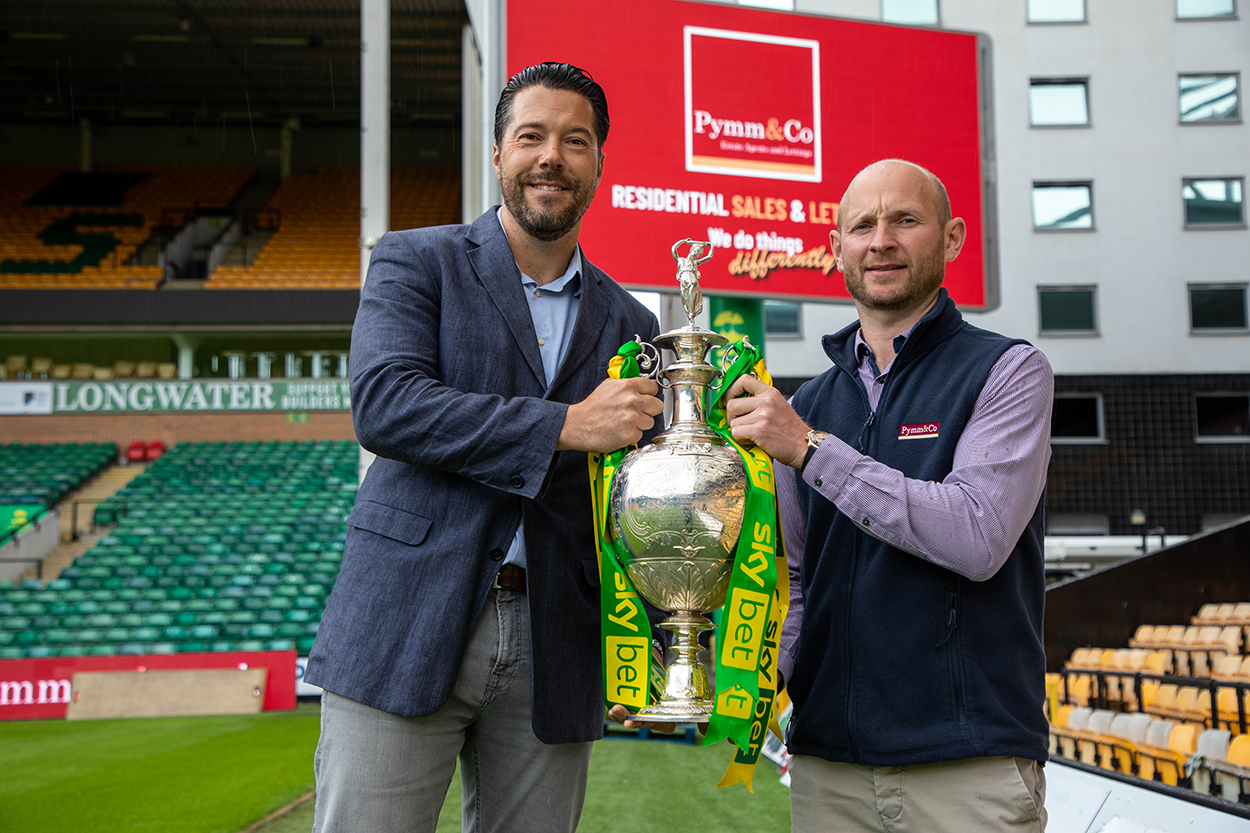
[305,208,661,743]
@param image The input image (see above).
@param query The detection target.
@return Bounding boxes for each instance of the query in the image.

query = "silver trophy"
[607,239,747,722]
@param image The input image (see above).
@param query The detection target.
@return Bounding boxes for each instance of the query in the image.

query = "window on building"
[1195,395,1250,441]
[1047,513,1110,535]
[1180,74,1241,123]
[1184,178,1245,226]
[882,0,939,25]
[1189,284,1249,331]
[1052,394,1104,443]
[1027,0,1087,23]
[1039,286,1097,334]
[1033,182,1093,230]
[764,300,802,338]
[1030,79,1090,126]
[1176,0,1236,19]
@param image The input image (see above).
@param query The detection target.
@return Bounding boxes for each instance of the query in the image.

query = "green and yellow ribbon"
[591,340,663,711]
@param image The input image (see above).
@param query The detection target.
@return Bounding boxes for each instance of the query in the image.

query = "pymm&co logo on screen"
[684,27,821,183]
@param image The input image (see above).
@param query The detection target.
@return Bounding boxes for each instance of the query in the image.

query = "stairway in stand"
[24,462,149,584]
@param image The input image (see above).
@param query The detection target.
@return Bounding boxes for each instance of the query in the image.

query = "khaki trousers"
[790,755,1046,833]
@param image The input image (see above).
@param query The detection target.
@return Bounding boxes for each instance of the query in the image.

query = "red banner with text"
[0,651,297,720]
[508,0,993,308]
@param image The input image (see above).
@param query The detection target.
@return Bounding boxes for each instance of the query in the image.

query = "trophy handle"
[633,338,670,388]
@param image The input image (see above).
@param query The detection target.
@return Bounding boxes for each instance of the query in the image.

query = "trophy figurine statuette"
[606,239,748,722]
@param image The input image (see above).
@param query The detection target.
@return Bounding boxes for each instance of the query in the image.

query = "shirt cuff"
[801,434,859,495]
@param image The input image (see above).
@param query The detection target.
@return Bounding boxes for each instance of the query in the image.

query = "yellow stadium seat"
[1149,684,1180,720]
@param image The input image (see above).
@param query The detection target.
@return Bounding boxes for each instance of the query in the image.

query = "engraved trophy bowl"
[606,239,747,722]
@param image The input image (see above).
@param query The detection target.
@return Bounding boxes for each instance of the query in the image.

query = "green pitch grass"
[0,702,791,832]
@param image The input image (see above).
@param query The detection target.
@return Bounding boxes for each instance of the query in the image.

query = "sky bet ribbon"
[590,341,663,712]
[703,341,787,791]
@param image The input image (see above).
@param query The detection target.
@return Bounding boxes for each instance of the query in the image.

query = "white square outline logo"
[683,26,822,183]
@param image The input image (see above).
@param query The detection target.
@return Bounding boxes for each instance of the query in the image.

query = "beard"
[843,243,945,312]
[499,169,597,243]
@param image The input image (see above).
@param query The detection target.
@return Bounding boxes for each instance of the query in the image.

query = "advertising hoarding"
[0,651,297,721]
[508,0,995,308]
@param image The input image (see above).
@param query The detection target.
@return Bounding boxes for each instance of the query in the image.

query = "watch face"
[808,431,829,448]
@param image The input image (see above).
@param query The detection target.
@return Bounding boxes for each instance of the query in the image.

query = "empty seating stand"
[1050,602,1250,806]
[0,163,255,289]
[207,166,460,289]
[1,439,357,660]
[0,442,116,509]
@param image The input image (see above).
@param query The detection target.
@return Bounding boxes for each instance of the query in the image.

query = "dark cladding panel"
[0,290,360,327]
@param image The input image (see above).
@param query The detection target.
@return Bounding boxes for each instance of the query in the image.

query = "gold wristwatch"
[803,430,829,471]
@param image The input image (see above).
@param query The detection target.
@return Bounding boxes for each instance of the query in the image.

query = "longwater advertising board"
[508,0,995,308]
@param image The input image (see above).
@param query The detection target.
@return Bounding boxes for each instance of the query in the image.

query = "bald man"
[727,160,1053,832]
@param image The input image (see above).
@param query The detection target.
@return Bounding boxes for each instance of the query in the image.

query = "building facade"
[735,0,1249,535]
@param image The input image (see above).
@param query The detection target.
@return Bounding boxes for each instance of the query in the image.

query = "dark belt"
[493,564,526,592]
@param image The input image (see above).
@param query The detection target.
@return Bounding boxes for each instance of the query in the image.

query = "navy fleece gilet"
[786,290,1049,767]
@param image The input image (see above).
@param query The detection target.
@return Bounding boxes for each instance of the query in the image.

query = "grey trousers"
[790,755,1046,833]
[312,588,593,833]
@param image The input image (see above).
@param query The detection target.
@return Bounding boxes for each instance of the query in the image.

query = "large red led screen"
[507,0,995,308]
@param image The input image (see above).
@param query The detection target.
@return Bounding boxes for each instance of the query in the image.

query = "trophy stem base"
[634,611,714,724]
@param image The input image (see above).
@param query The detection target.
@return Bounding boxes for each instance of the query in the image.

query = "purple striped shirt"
[776,334,1054,686]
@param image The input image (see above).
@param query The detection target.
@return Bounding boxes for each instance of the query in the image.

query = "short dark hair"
[493,62,609,152]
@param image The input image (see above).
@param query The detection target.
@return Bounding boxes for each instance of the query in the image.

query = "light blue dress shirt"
[497,210,583,570]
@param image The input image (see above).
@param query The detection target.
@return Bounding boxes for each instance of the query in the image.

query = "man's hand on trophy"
[557,377,664,452]
[725,375,810,469]
[605,704,708,736]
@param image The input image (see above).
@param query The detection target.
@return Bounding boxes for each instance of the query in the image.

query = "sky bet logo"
[684,26,822,183]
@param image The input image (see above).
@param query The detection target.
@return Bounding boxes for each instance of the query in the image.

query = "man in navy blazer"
[306,63,664,833]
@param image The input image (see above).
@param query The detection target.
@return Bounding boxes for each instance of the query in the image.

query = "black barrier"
[1059,667,1249,734]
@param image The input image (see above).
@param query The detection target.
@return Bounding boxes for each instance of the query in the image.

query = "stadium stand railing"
[0,439,355,660]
